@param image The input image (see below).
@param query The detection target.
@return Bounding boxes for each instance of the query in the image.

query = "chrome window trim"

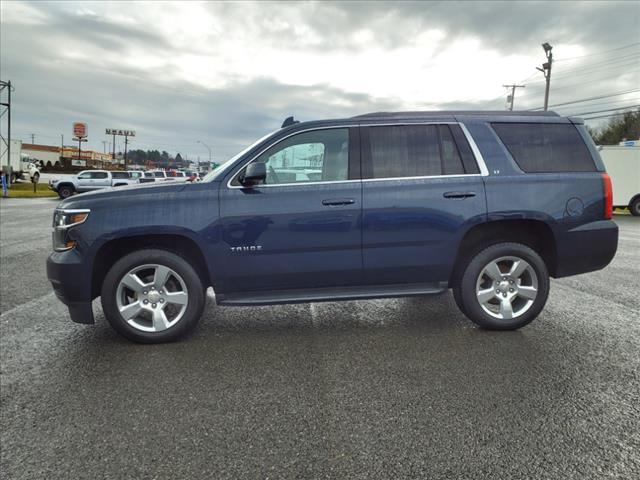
[458,123,489,176]
[226,121,488,189]
[362,173,483,183]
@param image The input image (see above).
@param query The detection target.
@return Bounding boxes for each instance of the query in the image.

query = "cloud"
[1,0,638,160]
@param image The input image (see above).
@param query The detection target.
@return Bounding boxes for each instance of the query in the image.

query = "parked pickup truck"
[47,111,618,343]
[49,170,139,199]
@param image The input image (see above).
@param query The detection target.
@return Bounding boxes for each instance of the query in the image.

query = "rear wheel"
[454,242,550,330]
[101,249,205,343]
[630,197,640,217]
[58,185,74,199]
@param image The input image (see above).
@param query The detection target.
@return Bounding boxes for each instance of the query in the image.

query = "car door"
[91,171,111,188]
[218,127,362,292]
[361,123,487,285]
[75,172,93,192]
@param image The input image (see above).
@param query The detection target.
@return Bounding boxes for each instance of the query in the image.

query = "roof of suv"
[279,110,570,133]
[352,110,559,119]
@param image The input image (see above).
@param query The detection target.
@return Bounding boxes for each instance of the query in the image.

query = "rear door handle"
[322,198,355,206]
[443,191,476,199]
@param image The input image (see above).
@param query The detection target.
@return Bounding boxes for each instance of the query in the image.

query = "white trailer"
[0,139,41,183]
[599,145,640,216]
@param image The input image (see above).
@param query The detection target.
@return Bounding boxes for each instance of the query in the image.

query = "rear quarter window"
[492,123,596,172]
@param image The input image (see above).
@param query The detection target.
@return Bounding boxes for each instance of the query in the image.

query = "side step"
[217,283,447,306]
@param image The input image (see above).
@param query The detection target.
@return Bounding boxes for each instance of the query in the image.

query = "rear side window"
[112,172,129,179]
[91,172,108,179]
[363,124,478,179]
[492,123,596,172]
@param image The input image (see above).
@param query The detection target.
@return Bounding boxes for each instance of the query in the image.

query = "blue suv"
[47,111,618,343]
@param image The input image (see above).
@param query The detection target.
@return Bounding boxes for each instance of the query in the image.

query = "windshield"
[202,129,278,182]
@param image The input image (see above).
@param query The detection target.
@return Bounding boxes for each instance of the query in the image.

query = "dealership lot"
[1,198,639,479]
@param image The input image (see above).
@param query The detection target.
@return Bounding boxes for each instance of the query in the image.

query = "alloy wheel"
[116,264,189,332]
[475,256,539,320]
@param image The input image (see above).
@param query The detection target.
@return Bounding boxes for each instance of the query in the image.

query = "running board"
[217,283,447,306]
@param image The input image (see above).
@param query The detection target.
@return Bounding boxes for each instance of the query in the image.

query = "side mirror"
[241,162,266,186]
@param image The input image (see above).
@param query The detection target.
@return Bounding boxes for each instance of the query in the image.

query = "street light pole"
[537,42,553,111]
[197,140,212,170]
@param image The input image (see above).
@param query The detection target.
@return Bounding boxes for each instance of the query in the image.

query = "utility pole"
[30,133,35,144]
[503,84,525,111]
[124,135,129,169]
[102,140,108,153]
[0,80,12,183]
[537,42,553,111]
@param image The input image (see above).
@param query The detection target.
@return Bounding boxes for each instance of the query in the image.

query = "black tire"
[630,197,640,217]
[455,242,550,330]
[32,173,40,183]
[101,249,205,343]
[58,185,74,199]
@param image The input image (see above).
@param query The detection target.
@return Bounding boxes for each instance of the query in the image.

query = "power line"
[553,97,640,111]
[569,105,640,116]
[525,60,640,86]
[529,89,640,110]
[582,111,638,121]
[554,42,640,62]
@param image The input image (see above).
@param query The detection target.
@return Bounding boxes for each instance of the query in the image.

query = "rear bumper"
[46,250,94,324]
[555,220,618,277]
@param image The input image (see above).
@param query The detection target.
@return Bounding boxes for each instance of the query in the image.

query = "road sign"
[106,129,135,136]
[73,122,88,138]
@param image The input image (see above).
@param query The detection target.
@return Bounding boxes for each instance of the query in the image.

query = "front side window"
[492,123,596,172]
[364,124,478,179]
[235,128,349,185]
[78,172,91,180]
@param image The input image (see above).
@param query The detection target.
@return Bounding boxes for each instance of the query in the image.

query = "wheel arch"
[449,219,557,288]
[57,182,75,190]
[91,233,212,299]
[628,193,640,214]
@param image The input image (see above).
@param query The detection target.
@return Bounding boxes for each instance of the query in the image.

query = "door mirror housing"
[241,162,266,186]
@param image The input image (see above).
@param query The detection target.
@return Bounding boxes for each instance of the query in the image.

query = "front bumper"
[555,219,619,277]
[47,250,94,324]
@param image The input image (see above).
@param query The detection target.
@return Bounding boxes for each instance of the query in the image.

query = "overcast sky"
[1,0,639,162]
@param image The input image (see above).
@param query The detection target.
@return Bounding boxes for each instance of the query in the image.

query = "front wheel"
[57,185,74,199]
[101,249,205,343]
[453,242,550,330]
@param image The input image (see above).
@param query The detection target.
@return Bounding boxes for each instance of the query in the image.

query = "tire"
[32,172,40,183]
[58,185,74,199]
[630,197,640,217]
[101,249,205,343]
[454,242,550,330]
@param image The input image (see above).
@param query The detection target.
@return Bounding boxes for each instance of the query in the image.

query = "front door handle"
[443,191,476,199]
[322,198,355,206]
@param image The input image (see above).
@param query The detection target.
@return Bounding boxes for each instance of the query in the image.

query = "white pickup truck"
[48,170,139,199]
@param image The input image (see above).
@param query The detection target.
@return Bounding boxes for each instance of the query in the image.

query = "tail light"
[602,173,613,220]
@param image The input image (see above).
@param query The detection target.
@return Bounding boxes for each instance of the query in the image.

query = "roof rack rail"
[351,110,560,119]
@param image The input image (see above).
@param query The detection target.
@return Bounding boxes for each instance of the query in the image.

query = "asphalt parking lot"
[1,197,639,479]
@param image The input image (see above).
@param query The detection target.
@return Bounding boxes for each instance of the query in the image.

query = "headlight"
[52,209,90,251]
